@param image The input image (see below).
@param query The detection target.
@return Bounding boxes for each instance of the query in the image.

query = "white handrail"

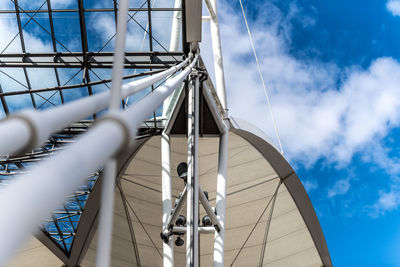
[0,56,198,265]
[0,57,190,156]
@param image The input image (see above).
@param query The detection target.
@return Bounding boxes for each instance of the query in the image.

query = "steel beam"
[162,0,182,117]
[13,0,37,109]
[0,84,9,114]
[0,8,182,14]
[161,132,174,267]
[173,226,214,234]
[213,120,228,267]
[77,0,93,98]
[167,185,187,230]
[198,185,222,232]
[208,0,227,111]
[186,71,200,267]
[46,0,64,104]
[0,58,197,266]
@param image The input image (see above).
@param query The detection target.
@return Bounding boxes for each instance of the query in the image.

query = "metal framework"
[0,0,187,260]
[0,0,184,114]
[0,1,333,267]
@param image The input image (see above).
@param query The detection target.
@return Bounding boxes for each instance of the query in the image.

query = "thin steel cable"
[238,0,284,155]
[230,180,282,266]
[121,181,163,258]
[259,183,278,266]
[117,181,142,266]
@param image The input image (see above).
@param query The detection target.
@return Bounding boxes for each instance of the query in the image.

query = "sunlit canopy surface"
[8,126,331,266]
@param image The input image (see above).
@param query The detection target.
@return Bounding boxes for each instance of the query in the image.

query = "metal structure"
[0,0,332,267]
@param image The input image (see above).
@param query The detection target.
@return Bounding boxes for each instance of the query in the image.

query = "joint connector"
[160,230,173,244]
[6,110,44,154]
[95,111,132,156]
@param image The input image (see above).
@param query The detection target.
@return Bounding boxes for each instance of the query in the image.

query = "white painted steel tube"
[213,121,228,267]
[122,58,197,129]
[173,226,215,234]
[186,73,199,267]
[0,57,190,156]
[97,0,129,266]
[204,0,216,18]
[0,56,198,265]
[161,132,174,267]
[96,159,118,267]
[199,185,222,232]
[167,185,187,229]
[193,77,200,267]
[169,0,181,52]
[163,0,182,117]
[0,121,124,265]
[108,0,129,110]
[186,76,194,267]
[209,0,227,111]
[0,118,31,156]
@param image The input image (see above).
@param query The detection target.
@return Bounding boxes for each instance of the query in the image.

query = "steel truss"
[0,0,228,265]
[0,119,164,256]
[0,0,184,115]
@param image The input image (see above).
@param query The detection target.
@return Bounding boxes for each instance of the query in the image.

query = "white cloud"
[202,1,400,170]
[303,179,318,192]
[200,1,400,211]
[370,188,400,216]
[328,179,351,198]
[378,191,399,210]
[387,0,400,16]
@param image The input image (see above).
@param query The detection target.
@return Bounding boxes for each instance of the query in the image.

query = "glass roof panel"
[0,14,23,53]
[86,11,116,52]
[4,94,34,112]
[52,11,81,52]
[20,13,54,53]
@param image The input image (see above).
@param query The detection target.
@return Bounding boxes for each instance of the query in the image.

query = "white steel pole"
[0,122,125,266]
[0,57,198,266]
[0,119,31,155]
[163,0,182,117]
[0,58,189,157]
[96,0,129,265]
[186,72,200,267]
[209,0,227,111]
[170,0,182,52]
[213,121,228,267]
[161,132,174,267]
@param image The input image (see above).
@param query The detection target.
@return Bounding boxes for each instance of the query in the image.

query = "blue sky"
[203,0,400,266]
[1,0,400,265]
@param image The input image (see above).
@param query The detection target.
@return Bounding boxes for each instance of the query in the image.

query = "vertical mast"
[186,71,200,267]
[162,133,174,267]
[207,0,228,111]
[162,0,182,117]
[205,1,229,266]
[161,1,182,264]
